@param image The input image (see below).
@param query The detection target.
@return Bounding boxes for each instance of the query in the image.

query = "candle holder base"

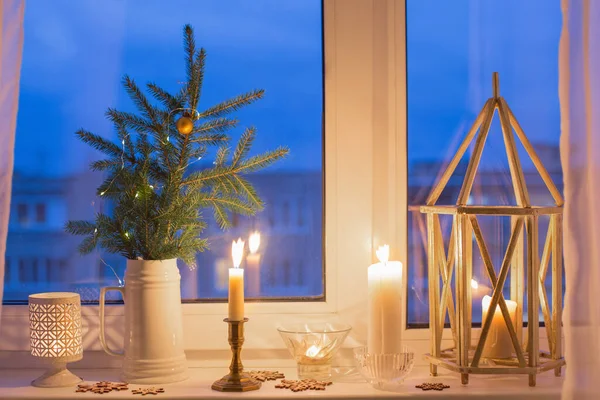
[211,372,261,392]
[424,347,565,387]
[297,363,331,380]
[211,318,261,392]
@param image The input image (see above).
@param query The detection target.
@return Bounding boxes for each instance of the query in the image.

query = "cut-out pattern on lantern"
[419,72,565,387]
[29,292,83,387]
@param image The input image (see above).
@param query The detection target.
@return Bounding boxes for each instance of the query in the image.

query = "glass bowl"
[353,346,415,390]
[277,323,352,380]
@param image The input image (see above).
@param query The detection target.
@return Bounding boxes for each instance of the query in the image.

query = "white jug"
[99,259,188,384]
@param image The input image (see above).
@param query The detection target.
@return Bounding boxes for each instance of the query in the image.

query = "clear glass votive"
[353,346,415,390]
[277,323,352,380]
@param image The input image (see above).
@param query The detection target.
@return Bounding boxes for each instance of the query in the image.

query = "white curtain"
[0,0,24,320]
[559,0,600,398]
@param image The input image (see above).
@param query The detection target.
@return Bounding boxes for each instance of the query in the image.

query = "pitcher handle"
[99,286,125,357]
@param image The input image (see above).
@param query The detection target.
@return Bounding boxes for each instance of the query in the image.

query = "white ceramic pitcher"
[99,259,188,384]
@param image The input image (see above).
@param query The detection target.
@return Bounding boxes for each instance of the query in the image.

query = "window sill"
[0,366,564,400]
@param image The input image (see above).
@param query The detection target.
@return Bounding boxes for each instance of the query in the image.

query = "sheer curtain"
[0,0,24,320]
[559,0,600,398]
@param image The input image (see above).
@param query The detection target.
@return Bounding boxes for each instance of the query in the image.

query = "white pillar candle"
[481,295,518,359]
[229,238,245,321]
[368,245,403,354]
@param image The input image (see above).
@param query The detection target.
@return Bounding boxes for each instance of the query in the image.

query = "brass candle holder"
[211,318,261,392]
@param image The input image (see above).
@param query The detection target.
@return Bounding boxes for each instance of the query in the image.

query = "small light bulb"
[100,191,105,196]
[94,228,98,233]
[124,232,129,238]
[198,156,202,160]
[167,136,170,142]
[149,184,154,189]
[135,192,139,198]
[121,139,125,145]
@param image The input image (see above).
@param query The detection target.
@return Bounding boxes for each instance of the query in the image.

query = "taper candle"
[229,238,245,321]
[367,245,403,354]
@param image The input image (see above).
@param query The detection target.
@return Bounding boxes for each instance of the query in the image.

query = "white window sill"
[0,366,564,400]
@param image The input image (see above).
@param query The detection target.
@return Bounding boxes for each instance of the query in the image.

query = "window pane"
[407,0,562,326]
[4,0,323,303]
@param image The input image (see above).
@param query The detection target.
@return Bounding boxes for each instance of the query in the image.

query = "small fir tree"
[65,25,288,266]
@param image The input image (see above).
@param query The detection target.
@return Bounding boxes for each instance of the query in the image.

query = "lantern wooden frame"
[419,73,565,387]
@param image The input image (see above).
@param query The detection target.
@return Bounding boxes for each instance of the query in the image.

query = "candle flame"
[305,344,320,358]
[471,279,478,290]
[232,238,245,268]
[249,231,261,254]
[376,244,390,264]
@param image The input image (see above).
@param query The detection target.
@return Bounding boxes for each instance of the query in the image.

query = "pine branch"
[78,235,98,255]
[184,147,288,186]
[183,165,235,187]
[123,75,160,125]
[236,146,289,173]
[75,130,122,158]
[184,24,196,88]
[232,175,263,208]
[183,25,206,110]
[65,220,96,236]
[231,127,255,166]
[193,118,238,135]
[200,89,264,119]
[202,196,255,216]
[215,146,229,167]
[190,133,228,146]
[211,202,230,230]
[90,159,122,171]
[106,108,156,134]
[147,82,184,111]
[189,146,208,163]
[188,48,206,110]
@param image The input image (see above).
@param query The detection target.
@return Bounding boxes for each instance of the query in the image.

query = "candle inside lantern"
[481,295,518,359]
[246,232,261,297]
[229,238,245,321]
[368,244,403,354]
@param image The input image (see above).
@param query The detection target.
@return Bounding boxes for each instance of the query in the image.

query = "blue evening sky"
[16,0,323,177]
[15,0,561,177]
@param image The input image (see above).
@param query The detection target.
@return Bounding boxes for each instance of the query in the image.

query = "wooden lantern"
[420,72,565,387]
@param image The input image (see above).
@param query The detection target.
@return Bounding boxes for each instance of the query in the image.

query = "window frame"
[0,0,428,362]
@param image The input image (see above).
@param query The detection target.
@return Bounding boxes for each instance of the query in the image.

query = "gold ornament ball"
[176,116,194,135]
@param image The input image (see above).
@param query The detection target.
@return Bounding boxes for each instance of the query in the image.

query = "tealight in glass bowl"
[277,323,352,380]
[353,346,415,390]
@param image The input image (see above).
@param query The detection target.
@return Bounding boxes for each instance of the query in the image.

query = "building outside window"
[35,203,45,224]
[16,204,27,225]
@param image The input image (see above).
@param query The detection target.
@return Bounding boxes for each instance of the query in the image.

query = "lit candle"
[246,232,261,297]
[368,245,403,354]
[471,278,491,301]
[481,295,518,359]
[305,345,321,359]
[299,344,327,367]
[229,238,245,321]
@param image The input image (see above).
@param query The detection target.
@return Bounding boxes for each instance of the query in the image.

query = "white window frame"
[0,0,433,364]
